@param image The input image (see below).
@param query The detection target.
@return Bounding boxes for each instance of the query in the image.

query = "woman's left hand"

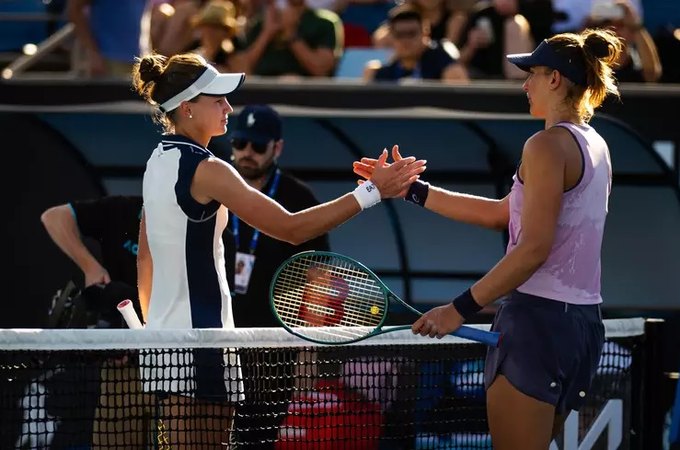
[354,145,423,197]
[368,147,426,199]
[412,303,464,339]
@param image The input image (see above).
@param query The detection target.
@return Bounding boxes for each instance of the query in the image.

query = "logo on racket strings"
[297,266,349,326]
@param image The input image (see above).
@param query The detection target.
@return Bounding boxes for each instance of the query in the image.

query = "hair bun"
[584,30,616,61]
[137,55,167,84]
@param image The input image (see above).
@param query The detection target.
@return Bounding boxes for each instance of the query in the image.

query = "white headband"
[159,65,245,112]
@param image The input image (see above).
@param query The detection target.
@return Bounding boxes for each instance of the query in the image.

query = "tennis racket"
[270,250,500,347]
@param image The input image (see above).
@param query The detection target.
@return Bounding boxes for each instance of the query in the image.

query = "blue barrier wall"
[9,105,677,316]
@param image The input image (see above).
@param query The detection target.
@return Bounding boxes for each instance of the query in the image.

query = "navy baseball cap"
[230,104,282,145]
[507,40,587,87]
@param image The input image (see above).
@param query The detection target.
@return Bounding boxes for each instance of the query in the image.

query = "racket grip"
[454,325,501,347]
[117,299,144,329]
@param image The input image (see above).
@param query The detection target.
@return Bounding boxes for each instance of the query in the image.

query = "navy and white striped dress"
[141,134,242,402]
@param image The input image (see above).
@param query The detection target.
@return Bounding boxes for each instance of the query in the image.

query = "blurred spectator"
[654,25,680,83]
[190,0,240,71]
[552,0,642,33]
[233,0,266,22]
[231,0,343,77]
[335,0,396,45]
[373,0,469,47]
[67,0,151,78]
[150,0,206,57]
[515,0,555,43]
[585,0,662,82]
[455,0,534,79]
[364,3,468,83]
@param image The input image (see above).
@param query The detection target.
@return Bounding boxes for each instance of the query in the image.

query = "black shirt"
[226,170,331,327]
[458,2,506,79]
[70,195,143,289]
[375,40,460,81]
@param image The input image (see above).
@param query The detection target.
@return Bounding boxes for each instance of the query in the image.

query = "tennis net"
[0,318,659,449]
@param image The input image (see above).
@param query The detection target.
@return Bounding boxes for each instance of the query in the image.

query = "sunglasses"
[231,138,270,154]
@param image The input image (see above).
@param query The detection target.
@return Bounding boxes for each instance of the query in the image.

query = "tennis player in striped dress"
[131,52,426,448]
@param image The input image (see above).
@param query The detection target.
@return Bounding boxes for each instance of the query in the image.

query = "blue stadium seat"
[335,48,393,79]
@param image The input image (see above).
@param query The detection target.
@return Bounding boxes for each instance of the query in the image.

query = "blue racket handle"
[454,325,501,347]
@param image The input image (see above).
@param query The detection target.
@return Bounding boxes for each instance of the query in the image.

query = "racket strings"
[276,258,385,319]
[272,256,386,340]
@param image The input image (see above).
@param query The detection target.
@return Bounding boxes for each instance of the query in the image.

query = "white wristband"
[352,181,381,210]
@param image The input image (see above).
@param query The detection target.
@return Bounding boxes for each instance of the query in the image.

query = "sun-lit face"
[185,94,233,137]
[390,19,425,59]
[522,66,554,118]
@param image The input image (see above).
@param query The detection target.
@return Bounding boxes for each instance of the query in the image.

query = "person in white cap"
[130,52,426,447]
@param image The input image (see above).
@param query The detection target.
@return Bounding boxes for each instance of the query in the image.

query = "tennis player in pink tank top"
[354,28,625,450]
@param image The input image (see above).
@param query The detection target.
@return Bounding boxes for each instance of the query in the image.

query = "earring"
[188,113,193,119]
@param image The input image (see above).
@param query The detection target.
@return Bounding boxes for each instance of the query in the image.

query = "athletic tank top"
[507,122,612,304]
[142,135,234,329]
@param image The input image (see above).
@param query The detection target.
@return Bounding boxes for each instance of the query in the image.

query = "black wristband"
[452,289,483,320]
[404,180,429,207]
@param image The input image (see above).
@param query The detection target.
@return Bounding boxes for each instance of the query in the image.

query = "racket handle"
[117,299,144,329]
[454,325,501,347]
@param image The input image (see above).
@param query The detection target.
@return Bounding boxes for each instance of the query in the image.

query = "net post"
[640,318,666,449]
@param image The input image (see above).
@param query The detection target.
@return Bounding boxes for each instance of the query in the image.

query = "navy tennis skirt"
[484,290,605,413]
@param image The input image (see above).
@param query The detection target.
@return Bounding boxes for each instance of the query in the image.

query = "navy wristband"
[404,180,429,207]
[452,289,483,320]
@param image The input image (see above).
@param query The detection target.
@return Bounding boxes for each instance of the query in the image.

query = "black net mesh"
[0,325,642,449]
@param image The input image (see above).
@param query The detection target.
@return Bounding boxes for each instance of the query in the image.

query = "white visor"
[159,65,245,112]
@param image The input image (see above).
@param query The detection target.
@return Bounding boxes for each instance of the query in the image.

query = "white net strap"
[0,318,646,351]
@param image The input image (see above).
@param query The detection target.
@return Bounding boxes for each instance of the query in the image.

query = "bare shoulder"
[523,128,570,160]
[198,156,237,175]
[194,156,242,190]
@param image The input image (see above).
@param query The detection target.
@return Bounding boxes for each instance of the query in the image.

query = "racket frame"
[270,250,500,347]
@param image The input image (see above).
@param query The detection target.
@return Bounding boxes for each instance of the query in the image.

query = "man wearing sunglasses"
[226,103,330,448]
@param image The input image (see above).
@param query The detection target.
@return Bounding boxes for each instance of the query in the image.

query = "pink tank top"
[507,122,612,305]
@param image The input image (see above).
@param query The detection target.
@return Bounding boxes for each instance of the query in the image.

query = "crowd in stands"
[1,0,679,83]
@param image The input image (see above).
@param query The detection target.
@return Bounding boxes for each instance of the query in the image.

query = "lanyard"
[232,168,281,254]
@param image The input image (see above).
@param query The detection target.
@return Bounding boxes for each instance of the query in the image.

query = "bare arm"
[503,14,534,79]
[362,60,380,81]
[192,150,425,245]
[617,0,662,82]
[441,62,470,83]
[412,133,564,337]
[41,204,110,287]
[235,29,277,74]
[631,27,662,82]
[288,40,337,77]
[424,187,509,231]
[67,0,97,55]
[446,11,469,45]
[153,1,200,56]
[470,133,563,305]
[353,146,506,230]
[67,0,107,75]
[234,4,280,74]
[137,212,152,323]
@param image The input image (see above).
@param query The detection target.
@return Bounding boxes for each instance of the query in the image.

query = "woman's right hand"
[360,145,426,199]
[353,144,405,179]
